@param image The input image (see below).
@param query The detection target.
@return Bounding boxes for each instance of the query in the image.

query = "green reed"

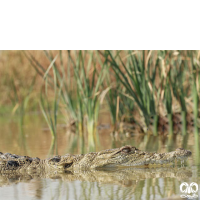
[48,50,104,151]
[165,53,185,134]
[25,50,200,139]
[96,51,125,133]
[190,51,200,164]
[26,50,106,151]
[168,51,200,136]
[96,52,115,118]
[25,50,74,146]
[101,50,159,133]
[71,51,105,151]
[39,55,63,142]
[105,50,200,136]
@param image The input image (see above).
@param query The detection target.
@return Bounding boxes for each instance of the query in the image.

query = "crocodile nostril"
[64,162,73,168]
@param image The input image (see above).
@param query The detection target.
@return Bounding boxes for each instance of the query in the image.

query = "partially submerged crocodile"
[0,146,192,173]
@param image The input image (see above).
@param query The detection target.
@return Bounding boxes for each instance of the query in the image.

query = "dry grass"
[0,51,58,109]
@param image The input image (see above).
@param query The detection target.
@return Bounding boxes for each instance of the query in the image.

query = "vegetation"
[0,50,200,151]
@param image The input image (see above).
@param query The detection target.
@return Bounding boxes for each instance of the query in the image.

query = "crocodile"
[0,146,192,173]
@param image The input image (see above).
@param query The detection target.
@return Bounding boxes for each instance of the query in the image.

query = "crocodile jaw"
[99,147,192,168]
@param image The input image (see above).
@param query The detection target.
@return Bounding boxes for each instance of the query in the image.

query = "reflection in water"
[0,167,193,187]
[0,167,195,200]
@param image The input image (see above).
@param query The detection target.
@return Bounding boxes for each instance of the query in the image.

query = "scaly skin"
[0,146,192,172]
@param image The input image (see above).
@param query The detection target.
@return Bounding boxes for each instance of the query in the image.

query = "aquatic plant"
[100,50,200,136]
[24,50,200,140]
[25,50,106,151]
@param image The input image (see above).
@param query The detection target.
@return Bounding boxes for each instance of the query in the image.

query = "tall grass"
[25,50,106,152]
[190,51,200,165]
[97,53,136,134]
[99,50,200,136]
[39,55,62,140]
[24,50,200,143]
[71,51,105,151]
[100,50,160,134]
[39,55,64,154]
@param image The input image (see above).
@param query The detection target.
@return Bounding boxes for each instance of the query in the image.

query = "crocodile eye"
[122,147,131,153]
[49,156,61,163]
[26,157,33,163]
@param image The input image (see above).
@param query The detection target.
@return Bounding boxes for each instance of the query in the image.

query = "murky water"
[0,114,200,200]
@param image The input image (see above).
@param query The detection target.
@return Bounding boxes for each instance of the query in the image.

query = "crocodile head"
[91,146,192,168]
[175,148,192,160]
[91,146,144,168]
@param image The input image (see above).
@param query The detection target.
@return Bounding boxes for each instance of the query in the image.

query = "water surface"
[0,114,199,200]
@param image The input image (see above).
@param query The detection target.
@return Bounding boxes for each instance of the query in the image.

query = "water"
[0,114,200,200]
